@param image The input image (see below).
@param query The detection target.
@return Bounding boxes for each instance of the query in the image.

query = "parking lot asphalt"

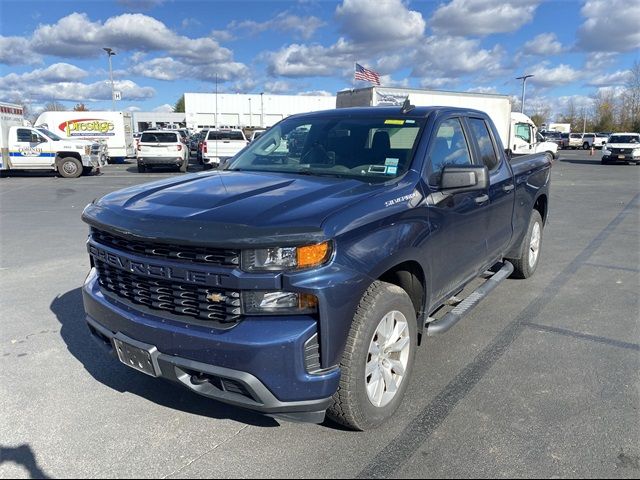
[0,150,638,479]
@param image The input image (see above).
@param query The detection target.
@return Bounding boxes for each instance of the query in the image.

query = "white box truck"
[1,102,100,178]
[34,111,135,162]
[336,87,558,160]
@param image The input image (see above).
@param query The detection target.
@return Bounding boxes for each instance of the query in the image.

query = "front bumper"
[602,154,639,162]
[82,269,339,422]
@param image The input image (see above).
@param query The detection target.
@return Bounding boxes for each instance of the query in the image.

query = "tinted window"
[17,129,34,142]
[208,131,245,141]
[140,132,179,143]
[468,118,499,170]
[428,118,473,184]
[609,135,640,143]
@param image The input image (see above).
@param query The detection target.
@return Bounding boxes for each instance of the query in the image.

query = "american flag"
[354,63,381,86]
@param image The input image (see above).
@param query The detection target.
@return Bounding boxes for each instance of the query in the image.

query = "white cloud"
[265,40,355,77]
[0,36,42,65]
[125,106,142,112]
[152,104,174,112]
[230,12,325,40]
[522,33,563,56]
[130,56,248,82]
[298,90,334,97]
[577,0,640,52]
[335,0,425,47]
[430,0,540,36]
[412,36,505,78]
[587,70,632,87]
[467,86,499,94]
[264,81,293,94]
[16,12,244,73]
[528,63,582,87]
[584,52,618,71]
[0,64,155,102]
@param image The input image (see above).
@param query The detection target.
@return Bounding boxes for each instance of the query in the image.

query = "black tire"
[57,157,82,178]
[583,142,589,150]
[137,164,146,173]
[82,166,93,176]
[202,163,213,170]
[508,210,543,279]
[327,281,417,431]
[180,159,188,173]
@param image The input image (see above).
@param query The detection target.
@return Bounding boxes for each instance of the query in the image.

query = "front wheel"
[508,210,543,279]
[583,142,590,150]
[58,157,82,178]
[327,281,417,431]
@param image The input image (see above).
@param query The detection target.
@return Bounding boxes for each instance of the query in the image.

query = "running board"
[426,261,514,336]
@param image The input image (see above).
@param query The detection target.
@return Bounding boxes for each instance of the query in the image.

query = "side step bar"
[426,261,514,336]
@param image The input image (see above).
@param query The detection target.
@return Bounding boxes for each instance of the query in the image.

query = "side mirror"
[441,165,489,193]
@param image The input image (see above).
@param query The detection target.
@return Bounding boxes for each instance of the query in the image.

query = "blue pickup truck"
[82,106,551,430]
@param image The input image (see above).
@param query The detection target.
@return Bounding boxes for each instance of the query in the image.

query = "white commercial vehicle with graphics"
[1,102,99,178]
[201,129,248,169]
[336,87,558,161]
[34,111,134,162]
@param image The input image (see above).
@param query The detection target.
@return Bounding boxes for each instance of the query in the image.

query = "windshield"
[36,128,62,141]
[609,135,639,144]
[227,115,425,182]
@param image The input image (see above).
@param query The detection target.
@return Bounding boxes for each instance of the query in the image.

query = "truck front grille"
[95,259,242,325]
[91,228,240,267]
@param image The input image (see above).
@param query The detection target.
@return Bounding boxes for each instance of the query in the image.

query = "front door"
[511,122,534,155]
[421,116,491,303]
[11,128,54,168]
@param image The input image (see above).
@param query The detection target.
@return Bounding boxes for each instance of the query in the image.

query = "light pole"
[248,97,252,128]
[516,74,534,114]
[103,47,116,111]
[260,92,264,128]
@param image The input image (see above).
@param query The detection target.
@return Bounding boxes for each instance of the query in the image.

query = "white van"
[34,111,135,161]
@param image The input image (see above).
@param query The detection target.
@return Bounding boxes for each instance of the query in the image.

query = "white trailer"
[34,111,135,161]
[336,87,558,159]
[548,123,571,133]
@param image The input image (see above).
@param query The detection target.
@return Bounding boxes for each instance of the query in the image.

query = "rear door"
[422,116,491,302]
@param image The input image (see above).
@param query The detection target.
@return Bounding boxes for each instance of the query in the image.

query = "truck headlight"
[633,148,640,157]
[603,148,611,156]
[241,291,318,315]
[241,241,332,271]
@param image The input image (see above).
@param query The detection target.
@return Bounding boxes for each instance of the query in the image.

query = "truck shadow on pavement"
[0,444,51,479]
[50,288,279,428]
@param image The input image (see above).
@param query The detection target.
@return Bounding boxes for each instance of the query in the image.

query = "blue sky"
[1,0,639,119]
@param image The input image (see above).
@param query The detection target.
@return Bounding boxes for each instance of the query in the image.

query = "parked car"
[601,133,640,165]
[559,132,570,149]
[596,132,610,147]
[567,133,583,149]
[201,129,248,169]
[136,130,189,173]
[249,129,266,142]
[81,106,551,430]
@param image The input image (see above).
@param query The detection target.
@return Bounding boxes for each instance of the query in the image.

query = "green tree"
[174,95,185,113]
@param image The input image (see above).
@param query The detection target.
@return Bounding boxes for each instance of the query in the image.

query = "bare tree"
[621,61,640,132]
[592,90,617,132]
[559,98,581,131]
[44,102,67,112]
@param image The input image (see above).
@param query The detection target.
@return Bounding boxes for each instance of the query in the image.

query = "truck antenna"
[400,97,415,114]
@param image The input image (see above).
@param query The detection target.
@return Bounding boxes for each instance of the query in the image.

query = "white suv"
[136,130,189,173]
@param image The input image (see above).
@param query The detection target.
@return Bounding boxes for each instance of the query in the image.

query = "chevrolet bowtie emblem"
[206,293,227,303]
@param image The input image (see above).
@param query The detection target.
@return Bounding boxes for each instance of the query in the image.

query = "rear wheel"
[583,142,590,150]
[180,159,188,173]
[508,210,543,279]
[58,157,82,178]
[327,281,417,431]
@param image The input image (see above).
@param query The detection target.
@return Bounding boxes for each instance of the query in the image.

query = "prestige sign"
[59,118,115,137]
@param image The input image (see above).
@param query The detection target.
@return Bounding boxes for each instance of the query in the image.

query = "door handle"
[474,194,489,204]
[503,184,515,192]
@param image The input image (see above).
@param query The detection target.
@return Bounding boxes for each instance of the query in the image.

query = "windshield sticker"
[385,158,399,167]
[386,166,398,175]
[368,165,387,174]
[405,120,416,124]
[384,119,405,125]
[385,192,417,208]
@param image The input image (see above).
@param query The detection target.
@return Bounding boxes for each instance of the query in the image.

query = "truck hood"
[82,170,385,247]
